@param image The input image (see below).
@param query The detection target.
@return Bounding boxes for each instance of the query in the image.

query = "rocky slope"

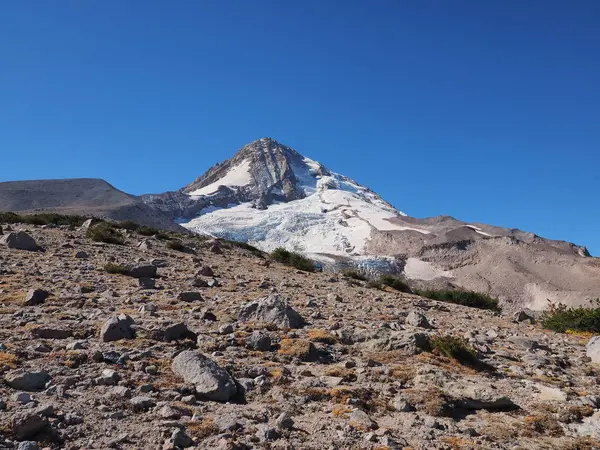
[0,179,185,233]
[1,222,600,449]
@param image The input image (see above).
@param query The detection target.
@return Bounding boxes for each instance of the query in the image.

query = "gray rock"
[15,391,33,404]
[130,396,155,411]
[405,311,432,329]
[138,277,156,289]
[31,327,72,339]
[171,351,237,402]
[177,292,203,302]
[155,322,197,342]
[11,412,48,440]
[80,219,93,231]
[1,231,38,251]
[390,395,413,412]
[275,412,294,430]
[256,425,281,442]
[198,265,214,277]
[127,264,157,279]
[348,409,377,430]
[23,289,50,306]
[218,324,234,335]
[74,251,89,259]
[246,330,272,351]
[587,336,600,364]
[17,442,39,450]
[238,294,305,329]
[169,428,194,448]
[100,314,135,342]
[5,369,50,391]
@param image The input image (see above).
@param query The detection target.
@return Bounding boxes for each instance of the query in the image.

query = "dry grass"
[522,414,564,437]
[332,405,352,418]
[0,351,18,368]
[389,365,416,383]
[324,366,355,380]
[307,329,337,344]
[278,339,316,360]
[439,437,477,450]
[185,417,218,439]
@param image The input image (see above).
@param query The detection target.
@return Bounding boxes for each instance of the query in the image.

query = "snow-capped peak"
[177,138,420,257]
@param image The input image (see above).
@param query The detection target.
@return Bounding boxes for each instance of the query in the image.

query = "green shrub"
[166,240,186,252]
[104,263,129,275]
[86,222,124,245]
[541,301,600,333]
[342,270,368,281]
[118,220,140,231]
[431,335,477,365]
[220,239,265,258]
[417,289,500,311]
[137,226,160,236]
[270,247,316,272]
[378,275,411,293]
[0,212,89,227]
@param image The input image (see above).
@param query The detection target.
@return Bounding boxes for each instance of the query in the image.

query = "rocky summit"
[1,221,600,449]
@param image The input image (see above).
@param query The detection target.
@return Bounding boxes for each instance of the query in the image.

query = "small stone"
[405,311,432,329]
[246,330,272,351]
[100,314,135,342]
[130,396,155,411]
[15,392,33,404]
[138,277,156,289]
[218,324,234,335]
[74,251,89,259]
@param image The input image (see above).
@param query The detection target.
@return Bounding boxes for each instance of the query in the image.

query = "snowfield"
[181,151,429,257]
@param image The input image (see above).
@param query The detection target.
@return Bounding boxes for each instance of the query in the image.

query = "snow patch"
[188,160,252,197]
[403,257,453,281]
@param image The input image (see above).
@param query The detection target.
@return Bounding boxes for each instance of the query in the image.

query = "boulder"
[154,322,197,342]
[5,370,50,391]
[100,314,135,342]
[405,311,432,329]
[127,264,157,279]
[177,292,203,302]
[587,336,600,364]
[1,231,38,251]
[23,289,50,306]
[238,294,305,329]
[246,330,272,351]
[171,351,237,402]
[31,327,72,339]
[12,412,48,440]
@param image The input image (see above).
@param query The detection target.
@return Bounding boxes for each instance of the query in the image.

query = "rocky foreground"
[1,223,600,449]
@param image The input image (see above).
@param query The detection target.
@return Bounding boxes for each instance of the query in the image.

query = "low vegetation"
[368,275,411,293]
[220,239,265,258]
[0,212,89,227]
[86,222,125,245]
[117,220,140,231]
[430,335,478,366]
[104,263,129,275]
[166,240,186,252]
[270,247,316,272]
[342,270,368,281]
[416,289,500,311]
[541,301,600,333]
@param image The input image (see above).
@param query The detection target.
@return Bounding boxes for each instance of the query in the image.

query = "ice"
[188,160,252,197]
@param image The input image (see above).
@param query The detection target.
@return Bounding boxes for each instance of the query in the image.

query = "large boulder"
[238,294,305,329]
[23,289,50,306]
[587,336,600,364]
[127,264,157,279]
[100,314,135,342]
[5,370,50,391]
[171,351,237,402]
[1,231,38,251]
[11,412,48,440]
[153,322,197,342]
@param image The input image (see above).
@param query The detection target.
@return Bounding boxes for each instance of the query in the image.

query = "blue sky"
[1,1,599,254]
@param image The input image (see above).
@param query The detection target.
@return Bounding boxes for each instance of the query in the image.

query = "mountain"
[0,178,185,232]
[1,138,598,310]
[142,138,599,310]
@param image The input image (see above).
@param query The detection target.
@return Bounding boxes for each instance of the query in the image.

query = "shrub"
[137,226,160,236]
[270,247,316,272]
[118,220,140,231]
[104,263,129,275]
[86,222,124,245]
[417,289,500,311]
[430,335,477,365]
[221,239,265,258]
[377,275,411,293]
[0,212,89,227]
[541,301,600,333]
[166,240,186,252]
[342,270,368,281]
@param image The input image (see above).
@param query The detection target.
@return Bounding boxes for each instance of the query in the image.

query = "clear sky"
[1,1,599,254]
